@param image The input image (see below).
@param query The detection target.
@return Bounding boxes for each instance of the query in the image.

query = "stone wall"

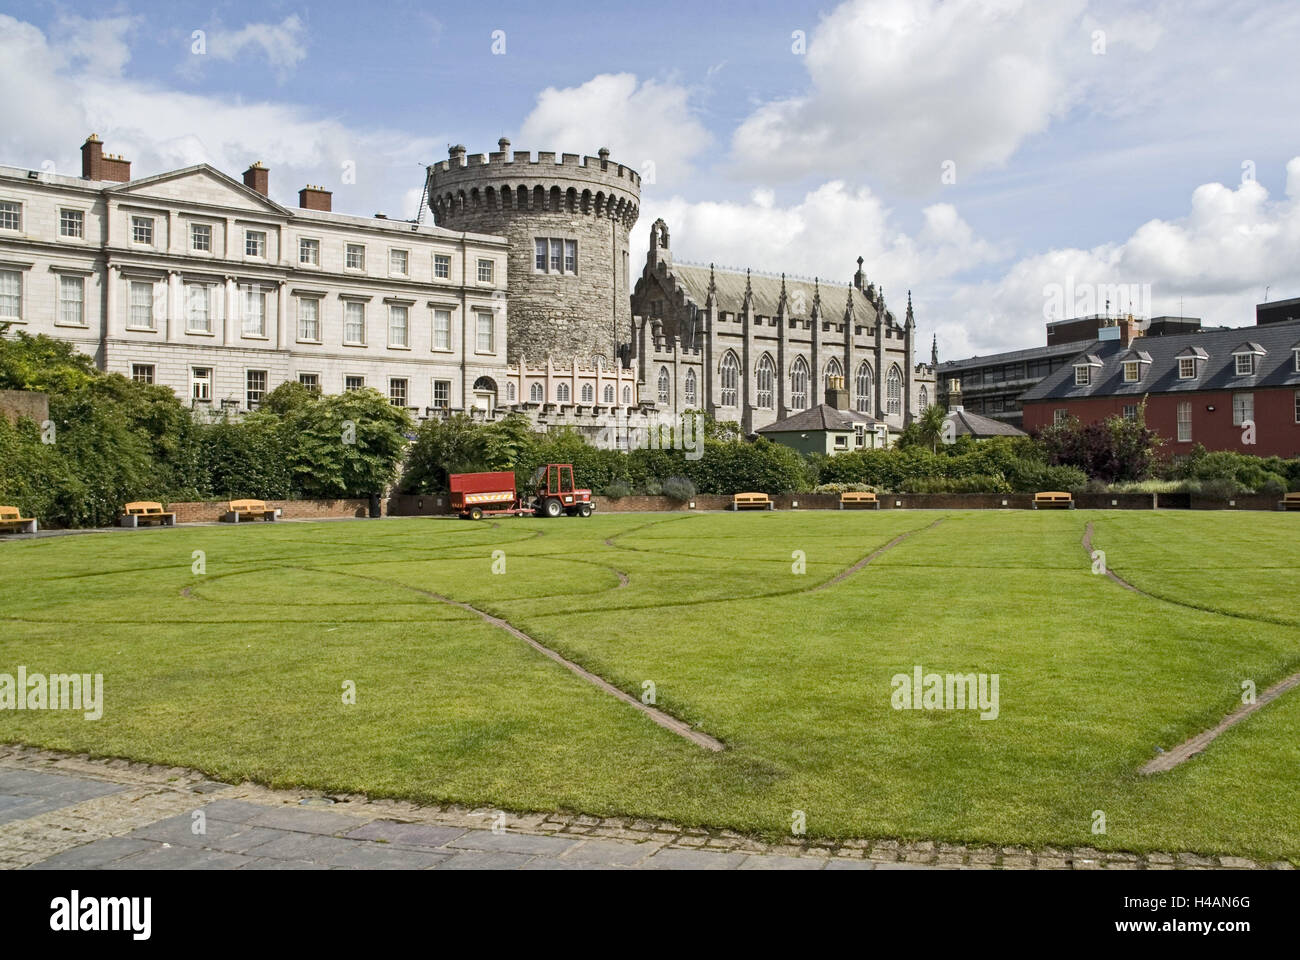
[166,498,376,523]
[0,390,49,426]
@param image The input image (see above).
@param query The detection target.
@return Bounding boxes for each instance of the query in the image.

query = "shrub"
[603,479,632,499]
[641,477,663,496]
[662,476,696,501]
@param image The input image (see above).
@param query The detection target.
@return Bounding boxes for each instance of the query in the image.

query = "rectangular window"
[129,281,155,329]
[1235,353,1255,376]
[1295,389,1300,425]
[299,238,319,266]
[1178,357,1197,379]
[565,239,577,274]
[0,201,20,231]
[190,223,211,251]
[1123,404,1138,421]
[191,367,212,402]
[344,375,365,392]
[297,298,320,341]
[389,249,408,276]
[1232,392,1254,426]
[1074,366,1091,386]
[58,275,84,325]
[246,370,268,408]
[242,287,266,337]
[535,238,547,271]
[477,259,494,283]
[432,379,451,410]
[346,244,365,270]
[344,301,366,344]
[389,378,408,407]
[833,434,849,449]
[475,312,494,353]
[131,216,153,245]
[1177,401,1192,442]
[1294,350,1300,373]
[186,284,211,333]
[549,239,562,273]
[298,373,320,393]
[1053,408,1069,426]
[388,303,409,347]
[0,270,20,319]
[433,254,450,279]
[131,364,154,385]
[432,308,451,350]
[1123,361,1139,382]
[245,230,266,258]
[60,209,84,238]
[855,424,865,447]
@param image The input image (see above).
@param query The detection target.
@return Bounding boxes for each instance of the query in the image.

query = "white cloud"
[731,0,1087,191]
[198,16,309,79]
[0,14,435,219]
[518,73,710,190]
[54,14,137,77]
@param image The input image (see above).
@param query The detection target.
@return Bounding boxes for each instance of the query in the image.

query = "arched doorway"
[472,376,497,414]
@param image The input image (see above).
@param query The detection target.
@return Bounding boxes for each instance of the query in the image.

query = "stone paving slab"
[1,744,1289,871]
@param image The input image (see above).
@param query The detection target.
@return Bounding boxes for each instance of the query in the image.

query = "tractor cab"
[532,463,594,518]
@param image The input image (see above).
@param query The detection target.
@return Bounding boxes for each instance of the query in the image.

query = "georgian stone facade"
[0,137,510,417]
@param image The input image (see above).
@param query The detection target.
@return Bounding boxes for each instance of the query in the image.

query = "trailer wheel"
[542,498,563,518]
[578,503,593,518]
[469,506,483,521]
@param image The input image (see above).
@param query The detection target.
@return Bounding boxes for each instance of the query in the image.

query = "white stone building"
[0,136,511,417]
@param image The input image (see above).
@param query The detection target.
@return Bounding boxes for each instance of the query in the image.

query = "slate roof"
[946,409,1027,437]
[668,263,897,328]
[757,404,883,433]
[1021,319,1300,402]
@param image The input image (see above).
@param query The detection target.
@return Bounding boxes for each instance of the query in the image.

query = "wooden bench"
[839,491,880,510]
[119,501,176,528]
[1279,492,1300,511]
[731,492,773,511]
[223,498,278,523]
[0,506,37,535]
[1032,491,1075,510]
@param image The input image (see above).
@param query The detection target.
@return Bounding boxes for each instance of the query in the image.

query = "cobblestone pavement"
[0,746,1288,871]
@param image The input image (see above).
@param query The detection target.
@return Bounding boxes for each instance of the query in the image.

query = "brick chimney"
[825,374,849,411]
[81,134,132,182]
[242,162,269,197]
[298,185,332,211]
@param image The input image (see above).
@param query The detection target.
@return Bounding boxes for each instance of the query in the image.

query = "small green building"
[756,377,890,455]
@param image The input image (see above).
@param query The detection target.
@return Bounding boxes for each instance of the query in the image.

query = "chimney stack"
[242,162,269,197]
[298,185,332,212]
[825,374,849,411]
[81,134,132,182]
[947,378,964,413]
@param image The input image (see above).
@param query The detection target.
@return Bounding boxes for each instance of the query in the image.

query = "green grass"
[2,509,1298,861]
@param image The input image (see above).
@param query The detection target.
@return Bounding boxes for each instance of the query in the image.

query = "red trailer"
[449,464,594,520]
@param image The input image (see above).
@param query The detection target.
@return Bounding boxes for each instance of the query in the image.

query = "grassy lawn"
[2,509,1298,861]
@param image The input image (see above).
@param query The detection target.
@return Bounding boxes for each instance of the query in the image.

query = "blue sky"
[3,0,1298,358]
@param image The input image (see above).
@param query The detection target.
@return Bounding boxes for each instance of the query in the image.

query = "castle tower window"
[855,362,872,413]
[565,240,577,273]
[791,356,809,409]
[535,239,547,271]
[886,366,902,416]
[720,352,739,407]
[557,382,570,403]
[581,383,594,403]
[684,368,697,407]
[530,382,543,403]
[604,383,615,404]
[658,367,670,404]
[756,354,775,408]
[550,238,563,273]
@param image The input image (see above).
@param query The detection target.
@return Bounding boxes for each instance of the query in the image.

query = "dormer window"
[1178,357,1197,379]
[1075,366,1092,386]
[1293,347,1300,373]
[1231,342,1265,377]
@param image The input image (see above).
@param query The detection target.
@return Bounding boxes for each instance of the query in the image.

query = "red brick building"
[1021,319,1300,458]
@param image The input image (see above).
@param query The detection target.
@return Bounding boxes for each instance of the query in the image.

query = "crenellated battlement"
[428,141,640,228]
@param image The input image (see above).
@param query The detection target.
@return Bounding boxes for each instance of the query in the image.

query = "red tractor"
[449,463,593,520]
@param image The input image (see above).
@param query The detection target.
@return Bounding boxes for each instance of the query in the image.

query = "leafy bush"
[662,476,696,501]
[641,477,663,496]
[1037,410,1163,483]
[603,480,631,499]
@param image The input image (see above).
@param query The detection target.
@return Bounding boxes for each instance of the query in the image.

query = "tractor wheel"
[578,503,593,518]
[469,506,483,521]
[543,498,563,518]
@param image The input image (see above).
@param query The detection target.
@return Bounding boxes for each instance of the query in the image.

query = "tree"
[898,404,948,453]
[285,389,412,497]
[1037,403,1163,483]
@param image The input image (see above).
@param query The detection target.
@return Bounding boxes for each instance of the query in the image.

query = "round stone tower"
[427,140,640,365]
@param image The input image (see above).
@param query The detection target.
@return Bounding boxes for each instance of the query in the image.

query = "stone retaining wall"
[167,498,376,523]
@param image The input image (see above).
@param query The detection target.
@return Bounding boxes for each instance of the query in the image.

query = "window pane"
[130,282,154,328]
[298,298,319,340]
[550,239,562,272]
[344,302,365,343]
[535,238,547,271]
[433,309,451,349]
[564,239,577,273]
[58,276,84,325]
[60,210,84,238]
[434,255,450,279]
[476,314,493,352]
[389,304,409,347]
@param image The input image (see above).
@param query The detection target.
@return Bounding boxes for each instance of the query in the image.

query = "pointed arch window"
[824,356,843,388]
[790,356,809,409]
[603,383,614,404]
[657,367,671,404]
[720,352,739,407]
[623,385,632,405]
[529,382,543,403]
[886,366,902,416]
[684,368,697,407]
[756,354,775,408]
[581,383,594,403]
[556,382,570,403]
[919,386,929,410]
[855,362,872,413]
[506,382,516,403]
